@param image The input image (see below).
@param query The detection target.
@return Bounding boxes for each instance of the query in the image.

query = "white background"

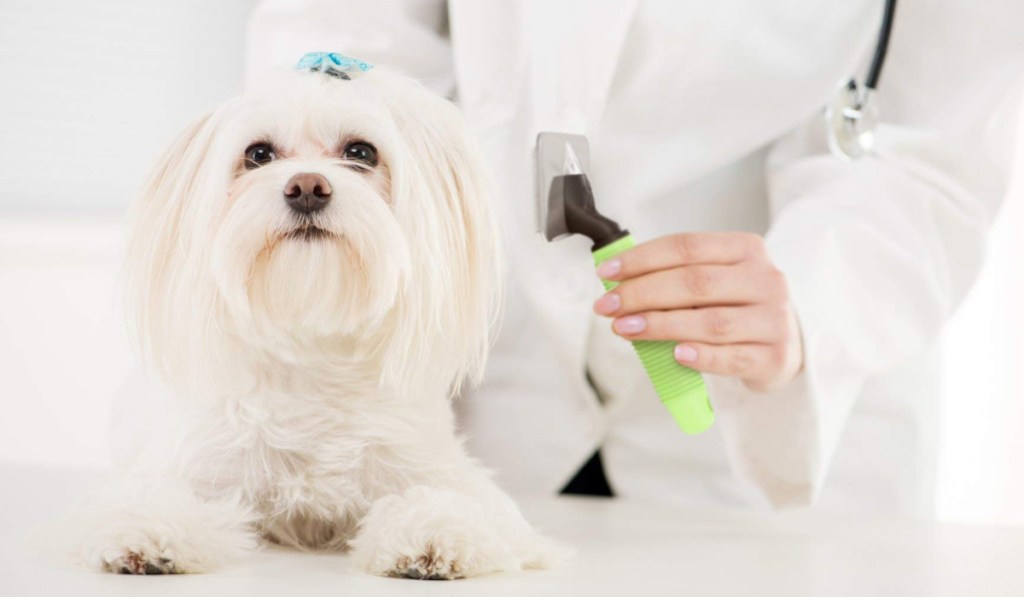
[0,0,1021,525]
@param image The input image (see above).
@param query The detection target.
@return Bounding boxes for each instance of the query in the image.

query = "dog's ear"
[124,112,223,383]
[384,86,502,396]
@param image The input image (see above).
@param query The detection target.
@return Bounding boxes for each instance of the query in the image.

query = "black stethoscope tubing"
[865,0,897,90]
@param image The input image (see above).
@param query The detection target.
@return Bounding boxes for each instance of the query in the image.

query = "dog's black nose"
[284,173,332,214]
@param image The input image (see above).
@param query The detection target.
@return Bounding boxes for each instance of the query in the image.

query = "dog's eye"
[342,141,378,167]
[244,143,277,169]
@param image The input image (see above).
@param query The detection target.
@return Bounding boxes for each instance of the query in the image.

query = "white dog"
[68,58,560,580]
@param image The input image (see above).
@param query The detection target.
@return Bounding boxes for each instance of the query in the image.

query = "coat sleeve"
[709,0,1024,507]
[245,0,454,96]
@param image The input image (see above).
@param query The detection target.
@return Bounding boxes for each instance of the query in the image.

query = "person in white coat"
[247,0,1024,516]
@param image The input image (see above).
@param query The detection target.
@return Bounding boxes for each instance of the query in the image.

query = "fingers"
[610,305,792,344]
[596,232,765,280]
[593,263,787,314]
[671,342,790,389]
[590,231,802,391]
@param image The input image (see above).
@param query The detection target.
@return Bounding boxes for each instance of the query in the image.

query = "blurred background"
[1,0,1021,525]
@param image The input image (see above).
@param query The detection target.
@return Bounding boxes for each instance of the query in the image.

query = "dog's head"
[127,66,499,395]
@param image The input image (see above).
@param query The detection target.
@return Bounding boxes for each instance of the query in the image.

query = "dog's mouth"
[284,225,337,241]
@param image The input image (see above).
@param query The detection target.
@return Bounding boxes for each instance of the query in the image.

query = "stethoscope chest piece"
[825,80,879,161]
[824,0,895,160]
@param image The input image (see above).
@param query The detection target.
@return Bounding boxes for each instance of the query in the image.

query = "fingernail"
[613,315,646,334]
[596,259,622,279]
[593,293,621,315]
[675,345,698,363]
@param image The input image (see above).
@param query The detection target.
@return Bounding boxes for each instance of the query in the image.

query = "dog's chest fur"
[177,388,438,549]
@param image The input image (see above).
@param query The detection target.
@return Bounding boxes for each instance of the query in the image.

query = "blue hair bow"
[296,52,373,80]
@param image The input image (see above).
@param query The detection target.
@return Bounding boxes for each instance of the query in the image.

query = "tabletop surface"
[2,465,1023,597]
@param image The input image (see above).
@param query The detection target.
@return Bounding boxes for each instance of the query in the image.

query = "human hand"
[592,232,803,392]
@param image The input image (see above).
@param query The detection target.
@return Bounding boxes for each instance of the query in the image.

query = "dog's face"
[128,69,498,394]
[213,73,406,340]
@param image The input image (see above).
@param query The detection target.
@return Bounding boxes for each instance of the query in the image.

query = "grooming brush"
[535,132,714,434]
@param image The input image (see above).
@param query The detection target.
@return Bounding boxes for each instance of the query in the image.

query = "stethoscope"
[825,0,897,160]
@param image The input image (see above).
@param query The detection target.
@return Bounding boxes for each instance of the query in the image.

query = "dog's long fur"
[66,67,561,579]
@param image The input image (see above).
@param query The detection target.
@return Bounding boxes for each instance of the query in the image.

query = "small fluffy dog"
[69,61,559,579]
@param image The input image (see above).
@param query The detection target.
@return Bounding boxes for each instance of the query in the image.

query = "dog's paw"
[351,486,565,580]
[78,514,258,575]
[64,479,260,574]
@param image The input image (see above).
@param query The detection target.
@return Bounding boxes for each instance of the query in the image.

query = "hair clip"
[295,52,373,80]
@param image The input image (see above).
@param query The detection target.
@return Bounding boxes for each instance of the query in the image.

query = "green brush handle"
[593,235,714,434]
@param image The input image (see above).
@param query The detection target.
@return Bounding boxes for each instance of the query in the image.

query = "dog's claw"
[386,545,463,580]
[143,562,167,575]
[107,551,178,575]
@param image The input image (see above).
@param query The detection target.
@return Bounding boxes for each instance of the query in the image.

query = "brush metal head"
[536,132,591,241]
[563,141,584,175]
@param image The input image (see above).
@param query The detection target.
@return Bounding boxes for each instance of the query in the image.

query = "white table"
[2,466,1022,597]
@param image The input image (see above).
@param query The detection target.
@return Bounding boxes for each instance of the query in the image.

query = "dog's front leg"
[68,473,259,574]
[350,462,566,579]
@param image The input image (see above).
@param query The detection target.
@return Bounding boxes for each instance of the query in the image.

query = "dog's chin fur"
[60,67,565,579]
[248,235,397,338]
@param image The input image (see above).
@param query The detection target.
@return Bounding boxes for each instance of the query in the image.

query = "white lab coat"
[248,0,1024,516]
